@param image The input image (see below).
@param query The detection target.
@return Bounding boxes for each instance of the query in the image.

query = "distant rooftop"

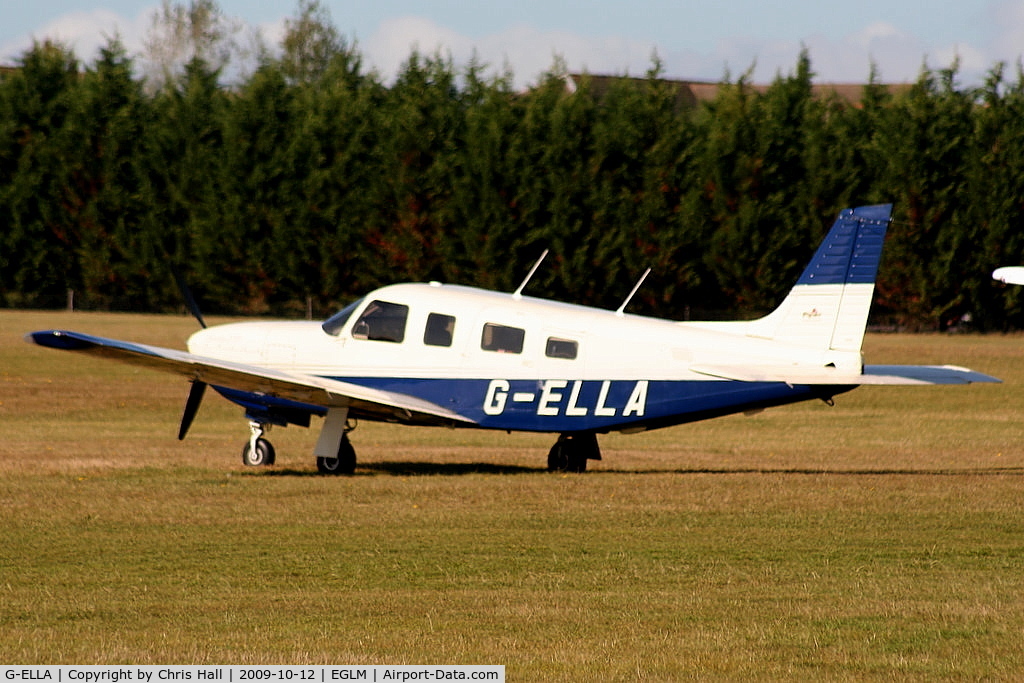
[567,74,913,108]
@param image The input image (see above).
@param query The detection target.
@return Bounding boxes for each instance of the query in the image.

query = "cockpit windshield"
[321,297,365,336]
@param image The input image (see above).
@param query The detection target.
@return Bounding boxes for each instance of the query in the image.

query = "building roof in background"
[568,74,914,108]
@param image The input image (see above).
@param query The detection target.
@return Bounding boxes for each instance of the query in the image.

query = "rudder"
[743,204,892,354]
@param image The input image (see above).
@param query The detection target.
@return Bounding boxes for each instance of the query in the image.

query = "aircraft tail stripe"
[796,204,891,286]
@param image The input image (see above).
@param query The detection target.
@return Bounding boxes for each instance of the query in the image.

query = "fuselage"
[186,282,855,433]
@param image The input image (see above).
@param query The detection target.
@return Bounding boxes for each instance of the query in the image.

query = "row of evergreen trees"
[4,11,1024,329]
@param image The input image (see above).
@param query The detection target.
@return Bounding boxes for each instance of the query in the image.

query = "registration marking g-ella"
[483,379,648,417]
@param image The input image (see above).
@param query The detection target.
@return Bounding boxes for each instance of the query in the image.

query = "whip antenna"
[513,249,549,299]
[615,267,651,316]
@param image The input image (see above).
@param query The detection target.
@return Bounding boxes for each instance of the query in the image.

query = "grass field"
[3,310,1024,679]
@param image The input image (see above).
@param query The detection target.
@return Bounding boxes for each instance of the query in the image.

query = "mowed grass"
[3,310,1024,679]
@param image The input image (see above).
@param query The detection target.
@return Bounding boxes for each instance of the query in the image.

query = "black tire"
[566,448,588,473]
[547,436,588,473]
[316,435,356,475]
[241,438,276,467]
[547,441,569,472]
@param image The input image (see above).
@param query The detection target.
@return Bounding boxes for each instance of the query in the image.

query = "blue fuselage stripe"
[215,377,852,433]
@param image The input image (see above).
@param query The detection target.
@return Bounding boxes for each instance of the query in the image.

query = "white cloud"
[363,17,659,87]
[991,0,1024,66]
[851,21,903,51]
[358,16,982,88]
[363,16,473,81]
[1,8,153,65]
[5,4,1023,90]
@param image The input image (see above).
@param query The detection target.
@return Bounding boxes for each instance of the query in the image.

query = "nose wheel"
[241,421,276,467]
[238,411,357,474]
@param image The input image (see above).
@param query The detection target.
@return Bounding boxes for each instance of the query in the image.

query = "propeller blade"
[178,380,207,440]
[172,267,207,329]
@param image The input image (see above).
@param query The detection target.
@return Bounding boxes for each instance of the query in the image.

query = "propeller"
[173,267,207,329]
[172,266,208,440]
[179,380,207,440]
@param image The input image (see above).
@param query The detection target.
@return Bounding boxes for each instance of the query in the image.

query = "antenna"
[615,267,651,316]
[513,249,549,299]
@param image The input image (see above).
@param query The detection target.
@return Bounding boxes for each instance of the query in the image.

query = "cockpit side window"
[351,300,409,343]
[481,323,524,353]
[322,297,365,336]
[424,313,456,347]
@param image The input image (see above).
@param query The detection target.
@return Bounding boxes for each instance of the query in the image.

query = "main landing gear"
[240,408,358,475]
[240,420,599,476]
[315,432,356,475]
[547,432,601,473]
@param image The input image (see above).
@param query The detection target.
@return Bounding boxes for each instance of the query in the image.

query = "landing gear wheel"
[547,434,593,473]
[316,434,356,475]
[242,437,276,467]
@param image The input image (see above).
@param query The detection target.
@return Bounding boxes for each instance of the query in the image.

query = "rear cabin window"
[351,300,409,343]
[545,337,578,360]
[424,313,456,347]
[481,323,525,354]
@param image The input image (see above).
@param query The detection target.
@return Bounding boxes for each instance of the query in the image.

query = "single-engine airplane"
[27,204,999,474]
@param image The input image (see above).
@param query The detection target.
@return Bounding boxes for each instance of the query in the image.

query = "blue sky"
[3,1,1023,86]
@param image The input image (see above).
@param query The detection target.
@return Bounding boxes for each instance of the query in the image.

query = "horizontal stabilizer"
[690,364,861,383]
[26,330,474,425]
[861,364,1001,385]
[691,363,1000,385]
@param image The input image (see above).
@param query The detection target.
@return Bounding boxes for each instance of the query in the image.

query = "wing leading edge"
[25,330,473,426]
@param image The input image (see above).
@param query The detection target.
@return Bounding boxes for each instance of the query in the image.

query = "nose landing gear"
[241,421,276,467]
[239,409,358,475]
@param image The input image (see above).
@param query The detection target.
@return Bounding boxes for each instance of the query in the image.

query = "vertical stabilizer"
[743,204,892,353]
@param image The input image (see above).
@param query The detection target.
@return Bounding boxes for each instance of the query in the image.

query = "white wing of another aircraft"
[28,204,1000,474]
[993,266,1024,285]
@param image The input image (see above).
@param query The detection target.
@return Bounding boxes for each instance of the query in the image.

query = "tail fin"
[743,204,892,353]
[689,204,998,386]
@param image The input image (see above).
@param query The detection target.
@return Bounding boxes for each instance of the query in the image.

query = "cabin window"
[545,337,578,360]
[481,323,525,353]
[351,300,408,343]
[424,313,456,347]
[322,297,365,336]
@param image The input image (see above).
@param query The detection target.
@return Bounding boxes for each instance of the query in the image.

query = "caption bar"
[2,667,504,683]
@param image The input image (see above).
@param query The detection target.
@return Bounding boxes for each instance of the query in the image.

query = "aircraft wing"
[690,363,1000,385]
[25,330,474,425]
[993,266,1024,285]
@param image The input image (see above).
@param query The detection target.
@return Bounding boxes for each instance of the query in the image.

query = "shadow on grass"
[251,461,543,477]
[596,466,1024,477]
[245,463,1024,478]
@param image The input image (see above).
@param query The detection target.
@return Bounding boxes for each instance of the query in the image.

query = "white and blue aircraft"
[27,204,999,474]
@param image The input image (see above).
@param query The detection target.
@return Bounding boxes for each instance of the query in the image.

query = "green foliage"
[0,41,83,307]
[5,25,1024,328]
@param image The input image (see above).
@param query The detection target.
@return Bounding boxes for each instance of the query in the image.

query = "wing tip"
[25,330,95,351]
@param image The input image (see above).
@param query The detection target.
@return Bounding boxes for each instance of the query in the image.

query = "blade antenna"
[615,267,652,316]
[513,249,549,299]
